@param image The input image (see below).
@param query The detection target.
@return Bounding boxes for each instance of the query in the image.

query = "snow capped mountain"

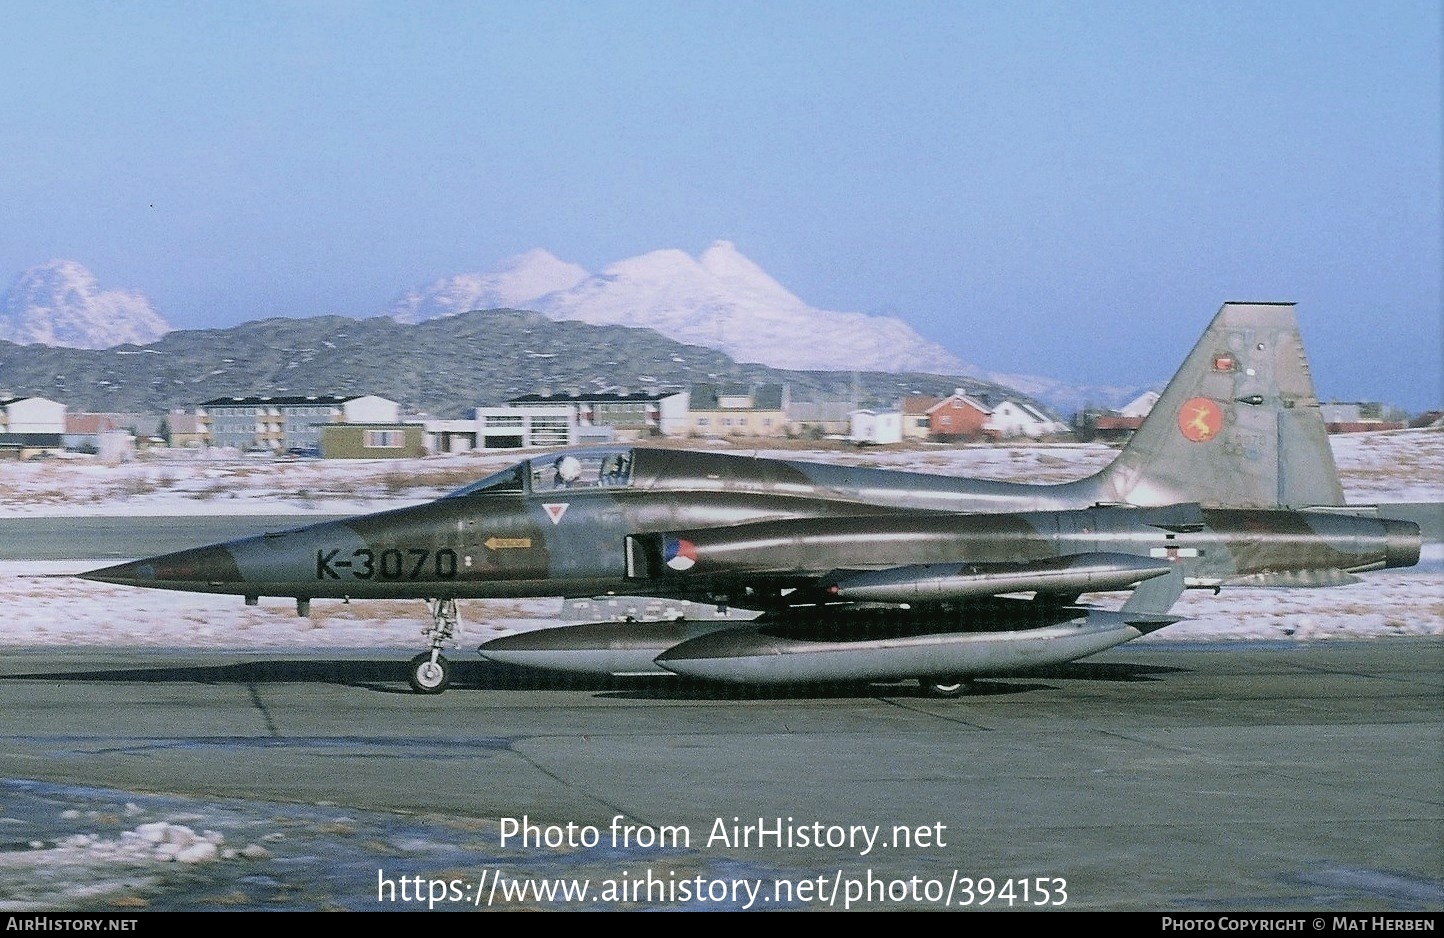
[387,241,978,376]
[389,249,588,324]
[0,260,170,349]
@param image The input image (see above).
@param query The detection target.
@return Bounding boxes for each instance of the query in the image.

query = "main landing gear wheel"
[919,676,971,699]
[409,652,451,694]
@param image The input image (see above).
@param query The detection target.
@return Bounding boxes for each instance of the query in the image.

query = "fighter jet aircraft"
[81,303,1421,695]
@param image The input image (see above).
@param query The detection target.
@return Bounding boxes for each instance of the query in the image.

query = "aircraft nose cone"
[77,559,156,585]
[79,545,243,587]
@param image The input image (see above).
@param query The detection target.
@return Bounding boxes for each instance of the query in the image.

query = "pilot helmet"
[555,455,582,482]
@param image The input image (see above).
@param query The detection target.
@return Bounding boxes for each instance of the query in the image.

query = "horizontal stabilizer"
[1137,503,1206,532]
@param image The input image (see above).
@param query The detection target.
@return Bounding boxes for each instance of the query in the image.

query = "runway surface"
[0,641,1438,911]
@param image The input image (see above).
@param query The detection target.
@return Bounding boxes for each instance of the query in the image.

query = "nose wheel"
[409,598,459,694]
[409,651,451,694]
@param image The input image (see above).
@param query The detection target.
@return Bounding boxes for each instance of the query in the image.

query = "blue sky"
[2,1,1439,409]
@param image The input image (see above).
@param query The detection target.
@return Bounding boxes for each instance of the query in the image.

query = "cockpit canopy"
[446,448,636,498]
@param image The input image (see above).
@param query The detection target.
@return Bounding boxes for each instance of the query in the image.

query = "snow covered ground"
[0,778,628,911]
[0,429,1439,648]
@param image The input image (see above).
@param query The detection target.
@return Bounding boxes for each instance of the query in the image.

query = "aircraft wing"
[487,521,1193,689]
[482,592,1185,690]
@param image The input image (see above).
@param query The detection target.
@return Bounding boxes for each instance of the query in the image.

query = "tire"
[409,652,451,694]
[919,676,969,699]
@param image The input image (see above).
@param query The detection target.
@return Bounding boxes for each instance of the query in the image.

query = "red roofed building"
[925,390,991,441]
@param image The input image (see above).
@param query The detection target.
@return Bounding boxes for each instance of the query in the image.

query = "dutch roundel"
[663,536,698,571]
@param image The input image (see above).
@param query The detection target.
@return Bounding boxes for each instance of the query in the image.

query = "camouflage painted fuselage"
[81,447,1419,604]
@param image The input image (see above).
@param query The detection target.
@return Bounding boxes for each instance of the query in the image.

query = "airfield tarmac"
[0,640,1438,911]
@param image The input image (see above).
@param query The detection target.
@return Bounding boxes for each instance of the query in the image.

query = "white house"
[0,396,66,458]
[983,400,1068,438]
[0,396,65,434]
[339,394,401,424]
[849,409,903,445]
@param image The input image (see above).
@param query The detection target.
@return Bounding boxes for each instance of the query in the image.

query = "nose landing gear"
[409,598,459,694]
[409,651,451,694]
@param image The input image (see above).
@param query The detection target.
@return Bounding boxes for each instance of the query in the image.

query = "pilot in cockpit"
[552,455,583,488]
[600,452,631,486]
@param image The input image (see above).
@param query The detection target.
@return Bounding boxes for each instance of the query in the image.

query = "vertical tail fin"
[1094,302,1344,509]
